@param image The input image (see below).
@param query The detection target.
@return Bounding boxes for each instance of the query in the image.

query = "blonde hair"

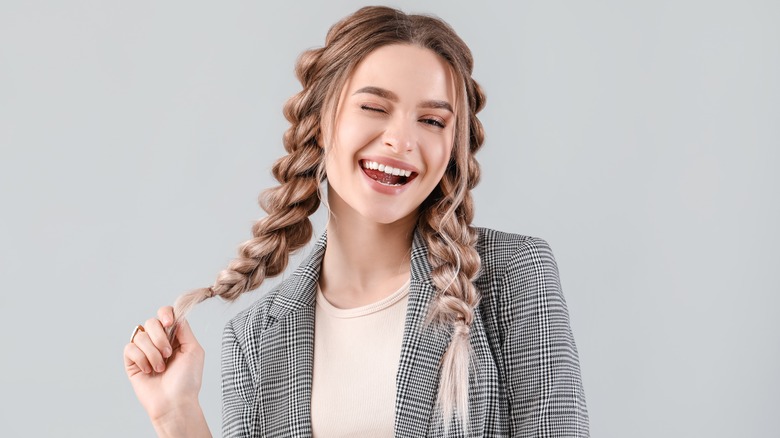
[170,6,486,432]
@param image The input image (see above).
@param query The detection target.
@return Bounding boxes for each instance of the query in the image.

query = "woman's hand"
[123,306,209,434]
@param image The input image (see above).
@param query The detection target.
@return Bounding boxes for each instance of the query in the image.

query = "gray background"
[1,0,777,436]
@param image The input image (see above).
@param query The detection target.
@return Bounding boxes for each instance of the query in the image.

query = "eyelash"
[361,104,385,113]
[360,105,446,129]
[421,118,446,128]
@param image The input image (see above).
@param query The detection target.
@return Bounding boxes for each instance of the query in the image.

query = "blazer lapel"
[394,231,451,437]
[257,235,326,438]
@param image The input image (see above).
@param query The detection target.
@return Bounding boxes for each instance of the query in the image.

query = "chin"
[365,212,415,226]
[358,204,419,226]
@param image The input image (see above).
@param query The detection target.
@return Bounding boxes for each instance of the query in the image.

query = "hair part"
[169,6,486,432]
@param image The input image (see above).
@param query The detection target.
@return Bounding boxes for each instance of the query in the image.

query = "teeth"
[362,160,413,178]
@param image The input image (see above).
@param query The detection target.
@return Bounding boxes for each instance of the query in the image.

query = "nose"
[382,116,415,154]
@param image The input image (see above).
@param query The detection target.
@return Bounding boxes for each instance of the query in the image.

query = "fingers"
[124,306,200,377]
[124,342,152,374]
[132,321,167,373]
[127,313,173,374]
[145,317,173,360]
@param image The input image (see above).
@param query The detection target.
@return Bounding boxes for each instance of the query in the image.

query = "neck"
[319,193,417,308]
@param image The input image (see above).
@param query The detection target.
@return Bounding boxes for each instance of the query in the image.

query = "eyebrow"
[353,86,453,113]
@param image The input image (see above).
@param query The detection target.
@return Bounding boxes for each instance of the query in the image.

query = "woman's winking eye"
[360,104,385,113]
[359,104,447,129]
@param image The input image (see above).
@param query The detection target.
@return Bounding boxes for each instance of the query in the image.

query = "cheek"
[334,113,382,151]
[424,138,454,176]
[323,147,349,183]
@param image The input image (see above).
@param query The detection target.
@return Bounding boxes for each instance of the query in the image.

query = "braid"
[418,184,481,431]
[418,76,486,432]
[169,47,327,330]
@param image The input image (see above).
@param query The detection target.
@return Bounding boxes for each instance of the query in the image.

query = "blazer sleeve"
[221,319,258,437]
[499,237,589,437]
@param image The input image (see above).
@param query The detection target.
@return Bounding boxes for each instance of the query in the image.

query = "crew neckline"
[316,279,410,319]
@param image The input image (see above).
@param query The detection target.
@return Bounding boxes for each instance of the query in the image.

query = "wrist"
[151,400,211,438]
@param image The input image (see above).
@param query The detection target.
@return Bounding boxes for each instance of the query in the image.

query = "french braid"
[169,47,327,326]
[418,76,486,432]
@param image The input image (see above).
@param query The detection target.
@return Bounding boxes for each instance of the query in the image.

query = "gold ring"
[130,324,145,342]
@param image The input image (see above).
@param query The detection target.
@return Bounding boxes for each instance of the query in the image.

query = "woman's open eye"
[420,117,446,129]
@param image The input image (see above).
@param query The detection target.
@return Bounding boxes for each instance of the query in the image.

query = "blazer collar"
[262,232,327,329]
[260,229,449,437]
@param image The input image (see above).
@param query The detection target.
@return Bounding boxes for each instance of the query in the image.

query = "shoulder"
[224,285,278,345]
[473,227,566,345]
[474,226,558,285]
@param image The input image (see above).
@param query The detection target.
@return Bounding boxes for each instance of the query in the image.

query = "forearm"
[151,401,212,438]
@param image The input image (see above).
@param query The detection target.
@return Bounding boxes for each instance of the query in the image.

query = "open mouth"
[360,160,418,186]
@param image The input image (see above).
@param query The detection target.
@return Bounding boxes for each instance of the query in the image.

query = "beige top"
[311,280,410,438]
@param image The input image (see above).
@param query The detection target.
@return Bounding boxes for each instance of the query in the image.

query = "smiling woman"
[122,6,589,437]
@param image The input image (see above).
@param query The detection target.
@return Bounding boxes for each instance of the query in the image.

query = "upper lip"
[359,156,420,174]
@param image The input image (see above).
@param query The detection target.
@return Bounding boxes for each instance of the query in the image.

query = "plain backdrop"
[1,0,778,436]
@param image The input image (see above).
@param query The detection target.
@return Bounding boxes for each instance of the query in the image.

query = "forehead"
[344,44,456,102]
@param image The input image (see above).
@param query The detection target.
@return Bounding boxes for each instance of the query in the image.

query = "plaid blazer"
[221,227,589,437]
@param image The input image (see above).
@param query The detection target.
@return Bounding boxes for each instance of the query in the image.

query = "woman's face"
[324,44,457,226]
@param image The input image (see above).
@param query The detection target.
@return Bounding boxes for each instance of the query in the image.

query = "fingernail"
[156,364,165,373]
[163,347,172,358]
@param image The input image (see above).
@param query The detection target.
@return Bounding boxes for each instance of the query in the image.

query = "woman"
[123,6,589,437]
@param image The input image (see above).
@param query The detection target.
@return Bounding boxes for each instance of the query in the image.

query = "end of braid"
[438,321,473,434]
[169,286,216,340]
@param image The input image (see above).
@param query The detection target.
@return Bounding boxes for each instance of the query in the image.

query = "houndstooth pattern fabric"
[221,227,589,437]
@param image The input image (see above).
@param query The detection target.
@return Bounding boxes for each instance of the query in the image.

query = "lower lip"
[360,167,413,195]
